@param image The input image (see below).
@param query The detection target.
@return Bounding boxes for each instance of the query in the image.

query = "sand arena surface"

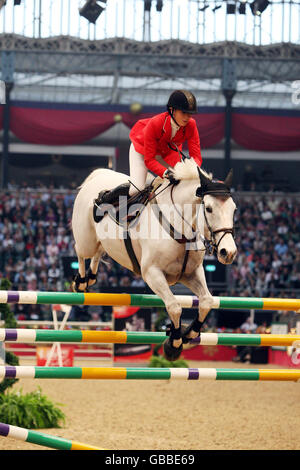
[0,359,299,451]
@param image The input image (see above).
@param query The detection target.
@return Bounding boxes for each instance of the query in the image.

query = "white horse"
[71,159,237,360]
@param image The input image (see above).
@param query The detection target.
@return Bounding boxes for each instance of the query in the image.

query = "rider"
[99,90,203,204]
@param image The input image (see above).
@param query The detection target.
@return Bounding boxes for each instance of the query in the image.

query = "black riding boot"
[96,183,130,205]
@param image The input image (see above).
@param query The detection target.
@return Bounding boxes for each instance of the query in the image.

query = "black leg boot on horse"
[95,183,130,206]
[72,273,86,293]
[86,267,97,289]
[163,320,183,361]
[181,315,203,344]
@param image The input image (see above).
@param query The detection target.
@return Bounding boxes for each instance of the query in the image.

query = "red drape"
[193,112,224,148]
[9,107,117,145]
[232,112,300,151]
[1,103,300,151]
[121,111,225,148]
[4,105,225,148]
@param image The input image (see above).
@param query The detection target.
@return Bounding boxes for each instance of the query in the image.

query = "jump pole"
[0,291,299,311]
[0,422,104,450]
[1,329,300,347]
[1,366,299,381]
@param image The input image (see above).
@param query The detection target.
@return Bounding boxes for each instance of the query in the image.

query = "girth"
[123,230,141,276]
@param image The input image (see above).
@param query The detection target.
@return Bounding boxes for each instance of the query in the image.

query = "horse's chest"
[164,251,203,281]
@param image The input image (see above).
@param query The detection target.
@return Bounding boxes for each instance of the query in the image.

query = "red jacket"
[129,112,202,178]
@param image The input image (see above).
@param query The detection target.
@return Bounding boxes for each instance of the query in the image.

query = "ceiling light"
[79,0,105,24]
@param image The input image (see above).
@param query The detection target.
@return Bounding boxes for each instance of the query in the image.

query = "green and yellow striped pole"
[0,422,104,450]
[0,291,299,311]
[1,329,300,347]
[1,366,299,382]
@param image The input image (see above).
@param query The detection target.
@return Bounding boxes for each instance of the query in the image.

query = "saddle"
[93,178,163,276]
[93,178,162,227]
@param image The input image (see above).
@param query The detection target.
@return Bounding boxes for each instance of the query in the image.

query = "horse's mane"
[172,158,212,181]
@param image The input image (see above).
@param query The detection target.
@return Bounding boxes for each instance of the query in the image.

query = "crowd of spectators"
[228,194,300,298]
[0,184,299,322]
[0,185,146,320]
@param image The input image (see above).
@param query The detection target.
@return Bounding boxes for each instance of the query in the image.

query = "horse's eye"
[206,207,213,213]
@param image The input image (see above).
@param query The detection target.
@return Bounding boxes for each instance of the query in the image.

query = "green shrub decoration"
[0,352,19,394]
[0,387,65,429]
[148,355,189,368]
[0,278,18,329]
[0,278,20,393]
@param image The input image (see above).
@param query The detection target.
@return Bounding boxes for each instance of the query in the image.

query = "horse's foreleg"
[72,255,87,292]
[180,265,214,342]
[142,265,183,361]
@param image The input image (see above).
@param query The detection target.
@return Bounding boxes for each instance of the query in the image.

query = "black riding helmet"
[167,90,198,115]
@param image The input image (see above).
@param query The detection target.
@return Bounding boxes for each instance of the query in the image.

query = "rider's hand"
[163,169,179,185]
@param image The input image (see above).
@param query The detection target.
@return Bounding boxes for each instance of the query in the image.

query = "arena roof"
[0,1,300,110]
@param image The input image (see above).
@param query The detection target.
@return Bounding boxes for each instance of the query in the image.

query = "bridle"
[201,193,234,254]
[167,183,235,255]
[149,174,235,282]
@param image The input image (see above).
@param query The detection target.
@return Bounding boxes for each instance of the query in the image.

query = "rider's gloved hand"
[163,169,179,185]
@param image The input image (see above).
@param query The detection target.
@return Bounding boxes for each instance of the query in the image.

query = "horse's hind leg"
[86,248,105,288]
[180,265,214,343]
[141,264,183,361]
[72,255,87,292]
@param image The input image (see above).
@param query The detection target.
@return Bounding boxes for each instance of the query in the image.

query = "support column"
[1,51,15,190]
[1,82,13,189]
[222,59,236,179]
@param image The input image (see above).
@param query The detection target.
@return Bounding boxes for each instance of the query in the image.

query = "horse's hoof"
[181,319,202,344]
[181,329,200,344]
[163,338,183,361]
[71,281,86,293]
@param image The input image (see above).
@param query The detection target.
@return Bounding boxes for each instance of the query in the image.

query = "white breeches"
[128,143,148,196]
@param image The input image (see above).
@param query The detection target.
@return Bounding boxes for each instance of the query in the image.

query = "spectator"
[274,237,288,256]
[131,275,146,288]
[120,276,131,287]
[240,316,258,334]
[48,262,61,284]
[233,316,258,364]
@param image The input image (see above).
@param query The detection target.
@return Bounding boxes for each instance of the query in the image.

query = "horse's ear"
[197,167,210,188]
[224,168,233,188]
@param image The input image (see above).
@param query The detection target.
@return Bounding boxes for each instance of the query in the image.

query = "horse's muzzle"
[218,247,237,265]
